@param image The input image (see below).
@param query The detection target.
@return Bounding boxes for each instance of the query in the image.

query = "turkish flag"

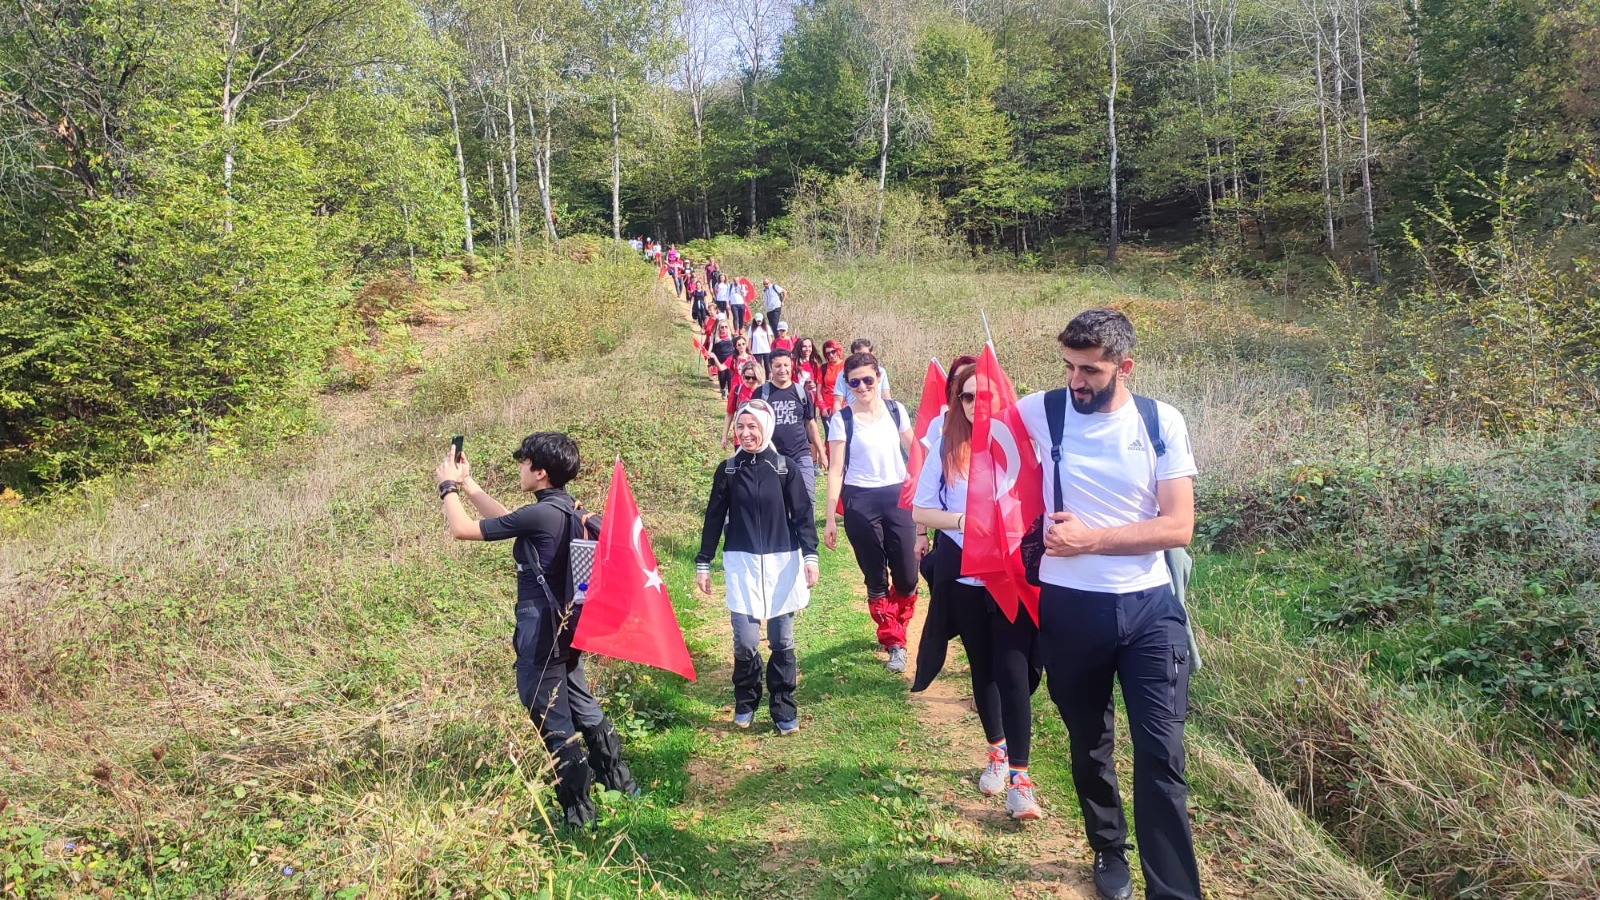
[572,460,697,681]
[736,276,756,304]
[961,344,1043,624]
[899,358,948,510]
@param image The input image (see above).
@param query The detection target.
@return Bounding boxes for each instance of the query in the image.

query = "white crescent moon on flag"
[990,417,1022,499]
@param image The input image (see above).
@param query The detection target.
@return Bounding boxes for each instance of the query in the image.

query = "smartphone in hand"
[451,435,464,463]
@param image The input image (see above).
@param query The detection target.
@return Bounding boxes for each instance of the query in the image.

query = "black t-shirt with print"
[755,381,816,461]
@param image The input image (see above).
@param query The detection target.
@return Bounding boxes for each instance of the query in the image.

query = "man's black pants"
[1038,582,1201,900]
[513,597,637,827]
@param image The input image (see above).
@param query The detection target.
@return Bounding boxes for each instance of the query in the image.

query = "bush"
[0,133,339,489]
[1202,429,1600,738]
[787,171,957,263]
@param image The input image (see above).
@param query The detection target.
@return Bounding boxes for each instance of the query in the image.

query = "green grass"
[6,249,1600,898]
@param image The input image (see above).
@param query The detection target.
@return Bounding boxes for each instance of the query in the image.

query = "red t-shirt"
[773,337,795,352]
[727,380,759,414]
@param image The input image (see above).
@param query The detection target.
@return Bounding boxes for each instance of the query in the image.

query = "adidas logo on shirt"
[1128,438,1146,452]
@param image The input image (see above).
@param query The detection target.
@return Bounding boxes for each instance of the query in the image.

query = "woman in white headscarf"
[695,399,820,735]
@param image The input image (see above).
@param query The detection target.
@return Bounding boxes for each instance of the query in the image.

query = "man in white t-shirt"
[831,337,892,407]
[1014,308,1200,900]
[761,278,785,334]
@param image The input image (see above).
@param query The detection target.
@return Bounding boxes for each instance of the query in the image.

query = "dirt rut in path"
[902,605,1099,899]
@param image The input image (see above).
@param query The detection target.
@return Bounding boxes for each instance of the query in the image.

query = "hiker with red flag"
[824,350,918,673]
[433,432,638,830]
[1016,308,1201,900]
[696,399,819,735]
[911,356,1045,821]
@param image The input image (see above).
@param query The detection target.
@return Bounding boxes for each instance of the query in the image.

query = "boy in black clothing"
[435,431,638,829]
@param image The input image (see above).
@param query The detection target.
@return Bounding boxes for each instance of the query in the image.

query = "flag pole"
[980,309,994,348]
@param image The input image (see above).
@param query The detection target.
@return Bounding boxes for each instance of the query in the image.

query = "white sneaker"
[733,711,754,729]
[1006,773,1043,820]
[978,745,1008,796]
[886,647,907,673]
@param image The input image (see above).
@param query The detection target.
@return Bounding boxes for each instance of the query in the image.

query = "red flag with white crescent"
[961,344,1043,624]
[736,277,756,304]
[572,460,697,680]
[899,358,948,510]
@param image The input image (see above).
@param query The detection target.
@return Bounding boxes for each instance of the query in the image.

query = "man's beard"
[1070,380,1118,414]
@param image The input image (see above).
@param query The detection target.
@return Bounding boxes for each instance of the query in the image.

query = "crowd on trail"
[433,238,1206,900]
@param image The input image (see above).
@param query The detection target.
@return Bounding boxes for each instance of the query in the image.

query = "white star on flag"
[642,566,664,591]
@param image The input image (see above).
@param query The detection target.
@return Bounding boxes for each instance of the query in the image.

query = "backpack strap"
[1044,388,1068,513]
[890,401,908,462]
[841,406,854,473]
[1131,394,1166,457]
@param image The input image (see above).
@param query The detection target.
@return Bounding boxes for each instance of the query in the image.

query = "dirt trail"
[901,604,1099,899]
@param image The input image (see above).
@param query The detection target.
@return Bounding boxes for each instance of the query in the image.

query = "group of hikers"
[432,246,1203,899]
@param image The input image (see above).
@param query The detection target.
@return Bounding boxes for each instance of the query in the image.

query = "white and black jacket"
[696,447,819,618]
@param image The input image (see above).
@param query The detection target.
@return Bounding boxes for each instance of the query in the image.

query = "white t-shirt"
[832,366,891,404]
[913,429,983,586]
[1015,391,1197,593]
[714,282,732,305]
[827,402,911,488]
[730,281,747,307]
[763,283,784,309]
[750,327,772,354]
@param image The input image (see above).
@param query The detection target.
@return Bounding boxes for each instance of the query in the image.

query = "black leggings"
[841,484,918,598]
[944,580,1040,767]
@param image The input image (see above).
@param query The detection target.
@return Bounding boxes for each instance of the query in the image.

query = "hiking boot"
[1005,773,1043,821]
[1092,846,1134,900]
[978,745,1008,797]
[776,719,800,736]
[733,711,754,729]
[886,646,907,673]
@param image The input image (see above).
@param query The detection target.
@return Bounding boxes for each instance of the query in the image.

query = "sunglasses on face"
[744,375,758,382]
[959,391,977,404]
[848,376,877,389]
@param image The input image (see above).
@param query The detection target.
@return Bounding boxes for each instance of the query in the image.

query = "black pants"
[1038,582,1200,900]
[513,597,637,828]
[731,303,748,332]
[731,611,797,723]
[946,580,1040,766]
[755,352,771,376]
[717,366,732,396]
[766,308,781,333]
[841,484,918,599]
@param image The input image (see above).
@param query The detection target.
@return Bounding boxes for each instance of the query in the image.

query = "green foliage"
[1320,159,1600,432]
[0,121,338,487]
[787,172,955,262]
[1203,429,1600,739]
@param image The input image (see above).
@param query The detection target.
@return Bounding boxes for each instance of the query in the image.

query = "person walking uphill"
[434,432,638,829]
[911,356,1043,821]
[1016,308,1201,900]
[696,400,820,735]
[824,350,918,673]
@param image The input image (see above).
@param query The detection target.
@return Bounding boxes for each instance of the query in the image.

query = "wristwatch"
[438,480,460,499]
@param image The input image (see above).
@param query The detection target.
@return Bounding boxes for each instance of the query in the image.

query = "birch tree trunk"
[1105,0,1120,265]
[873,67,892,253]
[448,85,474,255]
[499,35,522,254]
[1352,0,1379,282]
[610,70,622,243]
[1311,0,1335,254]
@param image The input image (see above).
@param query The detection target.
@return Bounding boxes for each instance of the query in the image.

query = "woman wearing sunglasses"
[823,351,919,672]
[721,361,767,450]
[818,340,846,418]
[910,356,1044,820]
[697,399,820,735]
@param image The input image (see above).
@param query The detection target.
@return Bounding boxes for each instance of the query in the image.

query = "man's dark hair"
[770,348,793,361]
[512,432,581,487]
[843,351,879,377]
[850,338,874,353]
[1059,308,1137,361]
